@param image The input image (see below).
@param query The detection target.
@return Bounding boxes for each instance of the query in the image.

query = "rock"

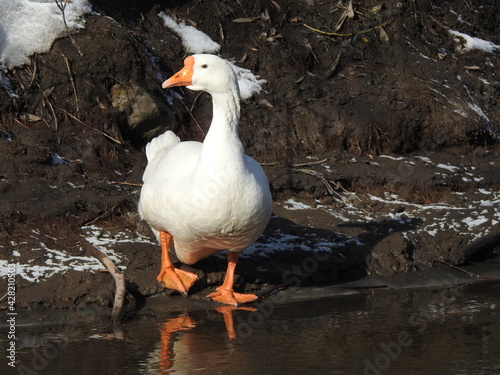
[368,233,414,276]
[110,82,177,140]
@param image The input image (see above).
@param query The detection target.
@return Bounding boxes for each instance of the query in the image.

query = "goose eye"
[201,64,208,68]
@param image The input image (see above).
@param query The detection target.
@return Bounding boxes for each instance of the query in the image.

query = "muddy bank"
[1,0,500,312]
[2,151,500,312]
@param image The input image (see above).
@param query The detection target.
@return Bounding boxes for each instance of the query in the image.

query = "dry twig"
[61,52,79,114]
[61,109,123,144]
[292,168,336,195]
[108,181,143,187]
[27,69,59,130]
[304,18,394,37]
[325,53,342,79]
[290,158,328,167]
[83,240,126,328]
[260,158,328,167]
[185,92,206,136]
[55,0,84,56]
[293,167,363,204]
[436,260,499,281]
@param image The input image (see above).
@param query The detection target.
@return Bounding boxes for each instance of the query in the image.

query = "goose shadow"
[183,213,423,298]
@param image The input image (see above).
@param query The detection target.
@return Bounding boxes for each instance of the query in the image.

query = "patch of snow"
[419,53,435,61]
[158,12,220,54]
[0,226,156,282]
[463,216,488,229]
[479,200,493,207]
[477,189,492,195]
[67,182,84,189]
[283,199,313,210]
[379,155,406,161]
[436,163,459,172]
[468,102,490,122]
[368,194,465,211]
[243,228,359,258]
[0,0,92,69]
[83,225,156,249]
[50,153,68,165]
[426,228,439,237]
[3,240,122,283]
[448,29,500,54]
[414,156,433,164]
[384,192,400,201]
[452,108,468,117]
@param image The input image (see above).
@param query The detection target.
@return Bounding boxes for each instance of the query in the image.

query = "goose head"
[162,54,239,96]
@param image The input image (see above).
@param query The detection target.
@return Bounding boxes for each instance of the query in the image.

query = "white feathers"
[145,130,180,162]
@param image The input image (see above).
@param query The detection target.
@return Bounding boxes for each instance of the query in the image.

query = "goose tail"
[145,130,180,162]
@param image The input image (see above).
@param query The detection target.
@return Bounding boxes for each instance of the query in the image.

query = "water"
[2,281,499,375]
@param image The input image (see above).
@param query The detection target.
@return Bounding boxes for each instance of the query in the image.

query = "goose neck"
[198,89,244,168]
[210,90,240,133]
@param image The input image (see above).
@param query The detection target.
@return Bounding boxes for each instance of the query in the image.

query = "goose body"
[138,54,272,305]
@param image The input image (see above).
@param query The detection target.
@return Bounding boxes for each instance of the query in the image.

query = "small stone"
[111,82,177,140]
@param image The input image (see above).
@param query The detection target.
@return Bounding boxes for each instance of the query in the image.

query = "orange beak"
[162,56,195,88]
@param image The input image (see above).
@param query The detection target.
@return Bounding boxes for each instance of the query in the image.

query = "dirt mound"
[1,0,499,309]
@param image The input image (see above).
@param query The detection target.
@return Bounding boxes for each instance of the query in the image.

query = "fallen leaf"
[233,17,260,23]
[25,113,42,122]
[379,27,390,43]
[96,96,106,109]
[259,99,274,108]
[324,52,342,79]
[347,0,354,18]
[271,0,281,12]
[295,76,305,84]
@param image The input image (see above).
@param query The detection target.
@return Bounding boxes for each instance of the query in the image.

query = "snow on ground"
[279,155,499,246]
[243,228,361,258]
[448,29,500,54]
[251,155,498,257]
[2,152,498,281]
[0,0,92,69]
[0,226,155,282]
[158,12,221,54]
[262,188,499,260]
[283,199,314,210]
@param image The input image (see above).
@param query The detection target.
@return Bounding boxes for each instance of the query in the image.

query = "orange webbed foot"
[206,287,258,306]
[157,267,198,295]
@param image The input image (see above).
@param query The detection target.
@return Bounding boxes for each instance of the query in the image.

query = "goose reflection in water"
[156,306,256,373]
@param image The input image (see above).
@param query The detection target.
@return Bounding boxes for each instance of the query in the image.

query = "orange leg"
[206,251,258,306]
[157,231,197,295]
[158,315,196,371]
[214,305,257,340]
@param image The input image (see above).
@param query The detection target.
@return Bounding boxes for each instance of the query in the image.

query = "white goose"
[138,54,273,306]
